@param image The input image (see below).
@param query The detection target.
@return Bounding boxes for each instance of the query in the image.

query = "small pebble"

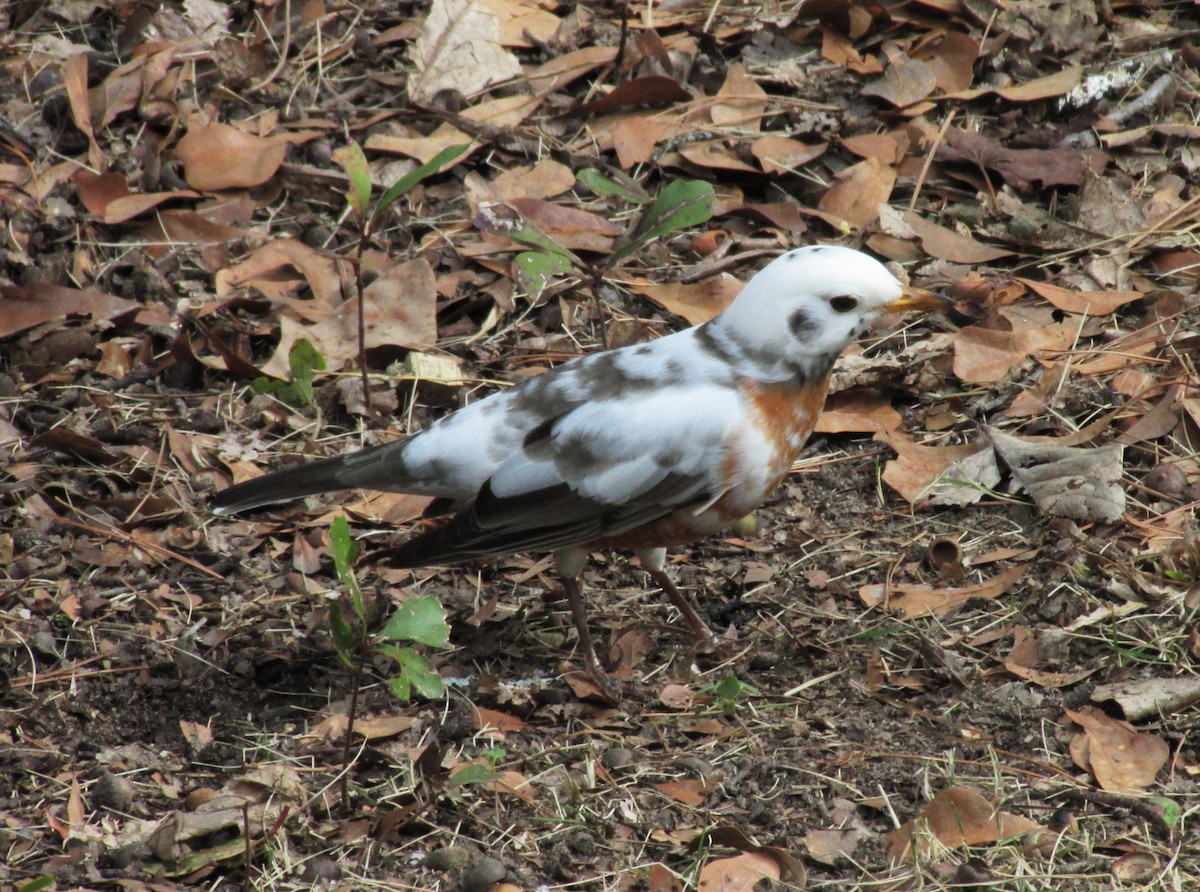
[300,855,341,883]
[92,770,134,812]
[601,747,635,772]
[460,856,506,892]
[1144,463,1186,498]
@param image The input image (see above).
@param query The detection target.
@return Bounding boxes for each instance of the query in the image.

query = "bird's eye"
[830,295,858,313]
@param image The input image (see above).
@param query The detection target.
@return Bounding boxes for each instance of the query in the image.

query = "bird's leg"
[635,548,717,646]
[556,549,618,698]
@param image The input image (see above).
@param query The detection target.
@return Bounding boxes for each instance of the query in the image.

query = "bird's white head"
[706,245,947,382]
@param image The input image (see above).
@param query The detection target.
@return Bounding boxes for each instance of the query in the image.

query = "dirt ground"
[2,2,1198,890]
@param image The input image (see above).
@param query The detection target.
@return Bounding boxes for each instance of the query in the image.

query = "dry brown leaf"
[859,564,1027,619]
[952,322,1076,383]
[1004,626,1097,688]
[888,786,1041,861]
[863,43,938,106]
[609,115,681,167]
[73,170,132,215]
[876,429,999,505]
[814,390,902,434]
[986,427,1126,523]
[676,140,759,173]
[1066,706,1169,792]
[818,156,895,228]
[215,238,344,319]
[711,63,767,131]
[937,128,1102,193]
[525,45,618,95]
[481,0,561,47]
[492,159,575,201]
[804,828,862,866]
[366,94,538,163]
[176,121,290,190]
[1017,279,1143,315]
[0,282,140,339]
[408,0,522,104]
[263,258,437,377]
[842,131,907,164]
[698,852,780,889]
[943,65,1083,103]
[510,198,621,252]
[916,31,979,93]
[820,27,882,75]
[623,274,742,325]
[654,778,708,807]
[573,75,691,117]
[904,212,1013,263]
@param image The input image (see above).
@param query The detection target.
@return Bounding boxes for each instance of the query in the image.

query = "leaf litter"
[1,1,1198,889]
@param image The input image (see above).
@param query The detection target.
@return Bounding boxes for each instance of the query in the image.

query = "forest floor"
[1,1,1198,890]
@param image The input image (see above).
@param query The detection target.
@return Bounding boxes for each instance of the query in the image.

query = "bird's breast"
[592,374,832,552]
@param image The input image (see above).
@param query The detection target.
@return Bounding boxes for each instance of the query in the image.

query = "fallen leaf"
[1004,626,1097,688]
[262,258,438,377]
[573,75,691,116]
[952,322,1076,383]
[863,44,937,106]
[818,156,895,228]
[176,121,291,190]
[905,212,1013,263]
[698,852,779,889]
[986,427,1126,523]
[937,128,1102,193]
[814,390,902,433]
[408,0,523,105]
[1066,706,1169,792]
[654,778,708,807]
[0,282,140,339]
[889,787,1041,861]
[711,63,767,130]
[876,429,999,505]
[859,564,1027,619]
[804,828,862,865]
[623,274,742,325]
[1017,279,1142,315]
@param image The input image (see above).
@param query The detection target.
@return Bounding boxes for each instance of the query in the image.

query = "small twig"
[613,1,630,80]
[52,500,225,581]
[909,110,956,213]
[339,652,366,813]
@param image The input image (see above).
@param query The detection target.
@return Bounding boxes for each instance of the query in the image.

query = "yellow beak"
[883,286,955,314]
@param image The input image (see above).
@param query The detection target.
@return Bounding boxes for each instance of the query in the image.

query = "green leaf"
[609,179,715,266]
[577,168,649,203]
[328,601,355,665]
[332,142,372,220]
[449,762,499,787]
[509,223,574,259]
[329,516,363,612]
[514,250,574,297]
[371,143,472,229]
[18,879,57,892]
[1151,797,1181,827]
[250,376,280,396]
[382,645,446,701]
[380,595,450,648]
[287,337,326,405]
[701,674,760,704]
[329,516,358,575]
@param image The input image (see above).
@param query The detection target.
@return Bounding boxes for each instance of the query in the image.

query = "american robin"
[212,245,950,695]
